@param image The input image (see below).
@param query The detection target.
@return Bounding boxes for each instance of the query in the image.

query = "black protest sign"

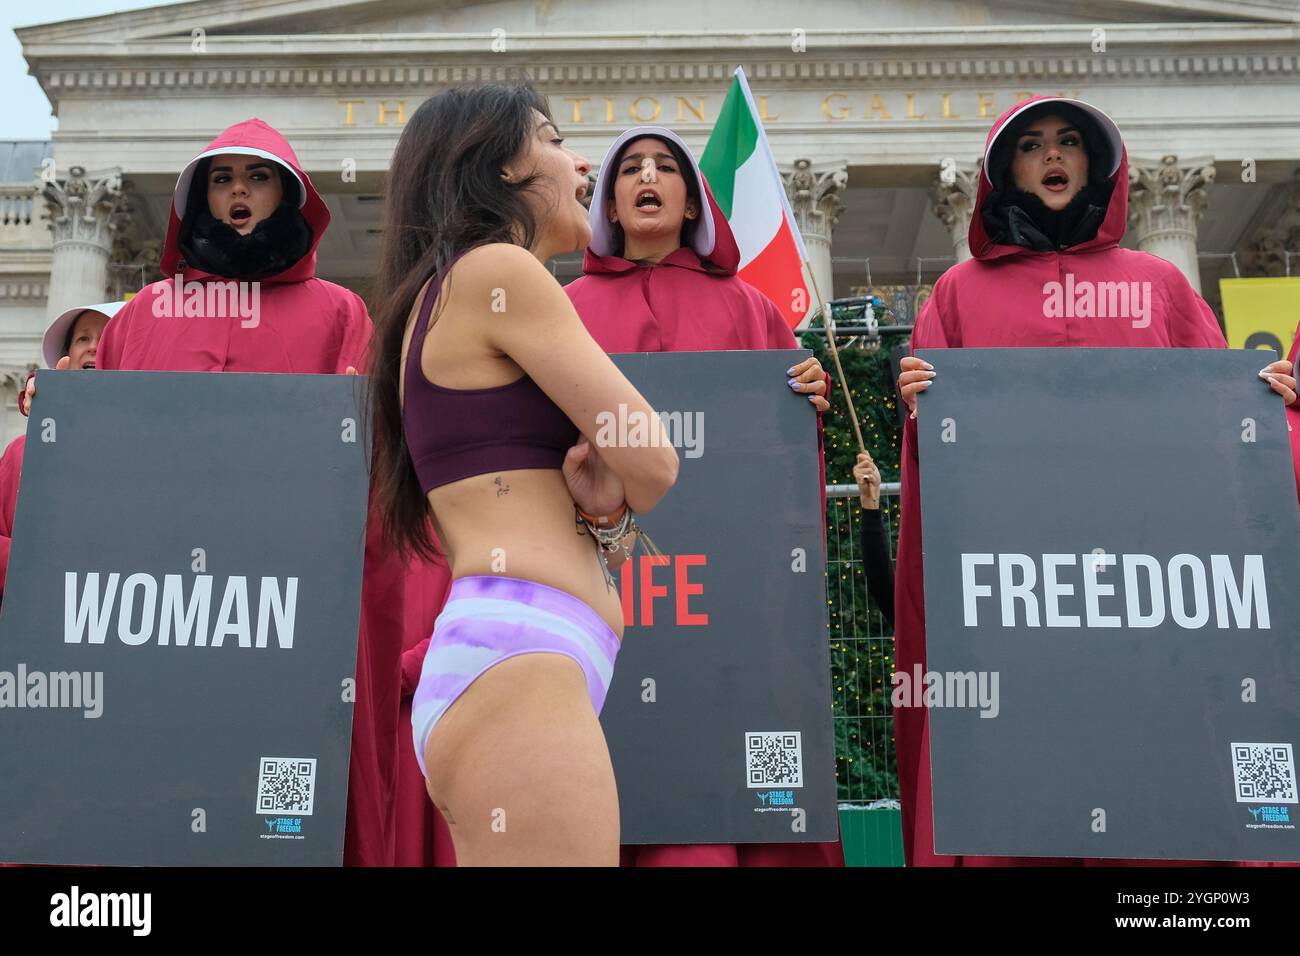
[601,350,838,844]
[917,348,1300,861]
[0,372,369,866]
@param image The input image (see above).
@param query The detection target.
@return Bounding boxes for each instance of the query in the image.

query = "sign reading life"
[599,350,838,847]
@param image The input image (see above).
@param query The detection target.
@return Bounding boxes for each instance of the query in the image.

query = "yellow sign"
[1220,277,1300,360]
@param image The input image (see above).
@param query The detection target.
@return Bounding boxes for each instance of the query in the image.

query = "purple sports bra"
[403,251,580,493]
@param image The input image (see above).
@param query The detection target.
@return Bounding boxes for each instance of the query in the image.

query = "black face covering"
[178,200,314,281]
[980,177,1115,252]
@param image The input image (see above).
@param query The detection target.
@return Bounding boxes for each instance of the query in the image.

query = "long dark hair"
[368,81,552,561]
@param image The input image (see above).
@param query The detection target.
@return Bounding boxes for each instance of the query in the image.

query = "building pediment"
[15,0,1300,48]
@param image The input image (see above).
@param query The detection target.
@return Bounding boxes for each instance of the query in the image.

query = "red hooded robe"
[564,126,843,867]
[394,549,457,867]
[0,434,22,601]
[894,96,1236,867]
[1288,334,1300,505]
[97,118,433,866]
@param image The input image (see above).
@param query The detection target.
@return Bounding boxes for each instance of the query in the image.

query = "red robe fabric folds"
[0,434,23,601]
[1287,334,1300,506]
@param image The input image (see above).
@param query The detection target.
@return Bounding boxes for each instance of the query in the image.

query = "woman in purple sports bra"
[368,83,680,866]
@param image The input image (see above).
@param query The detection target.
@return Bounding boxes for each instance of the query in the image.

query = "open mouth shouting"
[228,202,254,228]
[1041,169,1071,193]
[634,188,663,211]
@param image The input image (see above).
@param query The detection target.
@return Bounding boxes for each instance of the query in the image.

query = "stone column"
[929,160,981,263]
[782,158,847,326]
[1128,155,1215,294]
[42,165,128,320]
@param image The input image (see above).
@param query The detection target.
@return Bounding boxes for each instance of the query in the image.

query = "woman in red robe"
[1,301,122,602]
[565,125,842,866]
[27,118,443,866]
[893,95,1297,866]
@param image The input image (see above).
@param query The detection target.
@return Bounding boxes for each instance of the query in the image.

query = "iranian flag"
[700,66,811,329]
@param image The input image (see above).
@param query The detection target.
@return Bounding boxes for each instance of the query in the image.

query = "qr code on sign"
[256,757,317,815]
[746,732,803,788]
[1231,743,1297,803]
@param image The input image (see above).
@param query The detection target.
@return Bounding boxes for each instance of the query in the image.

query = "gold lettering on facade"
[330,89,1084,126]
[337,98,365,126]
[822,93,849,121]
[377,100,406,126]
[675,96,706,122]
[630,96,661,122]
[564,96,591,124]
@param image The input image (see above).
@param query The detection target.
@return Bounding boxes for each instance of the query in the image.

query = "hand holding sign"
[898,355,936,418]
[19,356,71,416]
[1258,359,1297,405]
[786,355,830,413]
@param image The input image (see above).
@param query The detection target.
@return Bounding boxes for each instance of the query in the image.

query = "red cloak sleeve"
[1289,334,1300,506]
[0,435,24,600]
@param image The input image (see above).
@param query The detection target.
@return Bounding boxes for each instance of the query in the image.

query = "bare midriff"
[426,472,625,639]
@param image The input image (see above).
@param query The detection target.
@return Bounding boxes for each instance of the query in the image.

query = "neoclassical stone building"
[2,0,1299,441]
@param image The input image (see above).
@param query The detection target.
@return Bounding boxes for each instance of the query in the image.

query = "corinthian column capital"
[782,158,848,243]
[929,159,982,262]
[1127,155,1215,242]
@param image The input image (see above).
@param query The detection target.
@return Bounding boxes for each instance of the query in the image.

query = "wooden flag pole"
[805,268,866,454]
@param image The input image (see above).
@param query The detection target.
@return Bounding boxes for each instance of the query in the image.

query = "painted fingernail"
[788,378,801,390]
[922,361,934,370]
[1259,370,1272,380]
[786,366,797,375]
[808,395,817,403]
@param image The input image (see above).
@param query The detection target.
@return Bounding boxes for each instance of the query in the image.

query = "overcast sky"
[3,1,184,140]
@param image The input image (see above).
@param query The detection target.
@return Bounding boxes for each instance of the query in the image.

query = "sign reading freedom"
[0,372,369,866]
[917,348,1300,862]
[601,350,838,845]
